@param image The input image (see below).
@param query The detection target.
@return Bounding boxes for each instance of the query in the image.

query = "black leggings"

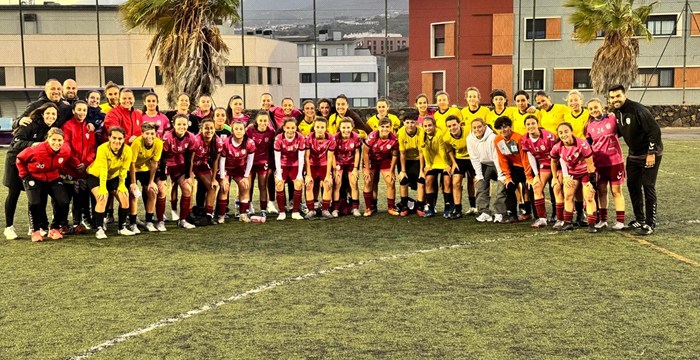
[627,155,661,227]
[4,186,22,227]
[27,180,69,231]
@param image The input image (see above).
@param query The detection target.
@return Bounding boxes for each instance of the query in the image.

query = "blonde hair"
[566,89,584,102]
[46,127,64,139]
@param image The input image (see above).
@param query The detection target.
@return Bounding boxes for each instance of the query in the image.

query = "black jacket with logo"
[613,99,663,157]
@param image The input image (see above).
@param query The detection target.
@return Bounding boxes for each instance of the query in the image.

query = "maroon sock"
[535,198,546,219]
[332,200,341,211]
[363,192,373,210]
[322,200,331,211]
[260,200,268,211]
[180,196,191,221]
[171,199,177,212]
[387,198,395,210]
[293,190,302,212]
[240,201,250,214]
[156,197,166,222]
[276,191,286,211]
[306,200,315,212]
[564,210,573,222]
[217,199,228,216]
[352,199,359,210]
[204,205,214,216]
[616,211,625,223]
[599,208,608,222]
[587,212,597,226]
[556,203,565,221]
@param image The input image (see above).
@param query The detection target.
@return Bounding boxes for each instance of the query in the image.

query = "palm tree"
[565,0,656,94]
[121,0,240,106]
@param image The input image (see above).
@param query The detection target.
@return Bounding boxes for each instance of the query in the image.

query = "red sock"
[564,210,573,222]
[587,212,597,226]
[217,199,228,216]
[387,198,395,210]
[204,205,214,216]
[240,200,250,214]
[180,196,191,221]
[616,211,625,223]
[156,197,166,221]
[171,199,177,211]
[352,199,360,209]
[276,191,286,211]
[556,203,565,221]
[363,192,373,210]
[535,198,546,219]
[293,190,302,212]
[599,208,608,222]
[322,200,331,211]
[306,200,315,212]
[332,200,341,211]
[260,200,268,211]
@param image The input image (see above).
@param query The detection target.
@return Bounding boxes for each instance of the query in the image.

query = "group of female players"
[4,81,627,242]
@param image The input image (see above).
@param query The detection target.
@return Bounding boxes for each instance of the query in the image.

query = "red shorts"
[309,165,327,180]
[168,165,186,181]
[225,166,246,181]
[280,165,299,182]
[539,164,552,174]
[251,162,270,175]
[571,172,591,185]
[335,163,355,174]
[369,159,392,172]
[193,165,212,178]
[597,163,625,185]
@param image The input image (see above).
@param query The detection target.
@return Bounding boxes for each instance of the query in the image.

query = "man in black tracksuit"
[608,85,662,235]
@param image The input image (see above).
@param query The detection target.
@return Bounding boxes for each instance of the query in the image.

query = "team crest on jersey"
[178,146,183,151]
[188,121,192,127]
[349,143,354,149]
[386,144,392,150]
[58,158,64,164]
[605,123,611,130]
[625,117,631,125]
[540,145,546,150]
[28,180,35,186]
[156,121,162,126]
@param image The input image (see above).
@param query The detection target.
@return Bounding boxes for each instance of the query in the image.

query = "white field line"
[669,143,700,151]
[659,169,698,180]
[68,232,552,360]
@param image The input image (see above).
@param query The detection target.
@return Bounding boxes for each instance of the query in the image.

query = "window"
[257,66,264,85]
[267,67,281,85]
[646,15,677,36]
[34,67,75,86]
[104,66,124,85]
[573,69,592,89]
[431,23,455,57]
[300,73,313,83]
[276,68,282,85]
[352,98,370,107]
[23,13,38,34]
[330,73,341,83]
[353,72,372,82]
[635,68,674,88]
[225,66,249,84]
[321,48,328,56]
[155,66,163,85]
[523,69,544,90]
[526,19,546,40]
[0,67,5,86]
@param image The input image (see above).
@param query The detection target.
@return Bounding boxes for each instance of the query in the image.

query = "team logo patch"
[58,158,64,164]
[605,123,611,130]
[616,171,623,180]
[625,117,631,125]
[540,145,546,151]
[28,180,35,187]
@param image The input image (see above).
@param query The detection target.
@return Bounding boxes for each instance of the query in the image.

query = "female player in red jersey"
[141,92,170,138]
[16,128,74,242]
[192,119,224,223]
[415,93,435,126]
[362,118,399,216]
[226,95,250,125]
[162,114,198,229]
[520,114,560,228]
[585,98,626,230]
[332,117,362,217]
[304,117,336,218]
[273,117,306,220]
[218,120,256,223]
[246,110,277,217]
[550,122,598,232]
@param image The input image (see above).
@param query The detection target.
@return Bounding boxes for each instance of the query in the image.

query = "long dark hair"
[226,95,244,120]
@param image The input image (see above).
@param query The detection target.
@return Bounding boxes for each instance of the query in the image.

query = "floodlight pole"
[682,0,689,104]
[241,0,246,106]
[313,0,318,101]
[96,0,103,87]
[530,0,536,99]
[19,0,27,87]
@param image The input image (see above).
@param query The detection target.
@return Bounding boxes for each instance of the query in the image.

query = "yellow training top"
[442,125,470,160]
[366,113,401,133]
[298,119,315,137]
[564,108,590,139]
[485,106,515,130]
[540,103,568,137]
[461,105,490,125]
[398,126,425,161]
[432,107,463,133]
[422,130,449,170]
[512,109,542,135]
[130,136,163,172]
[88,142,132,194]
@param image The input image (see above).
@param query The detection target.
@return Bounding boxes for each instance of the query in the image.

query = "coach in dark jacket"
[608,84,662,235]
[13,79,72,129]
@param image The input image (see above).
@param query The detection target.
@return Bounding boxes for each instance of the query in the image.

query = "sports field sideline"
[1,130,699,359]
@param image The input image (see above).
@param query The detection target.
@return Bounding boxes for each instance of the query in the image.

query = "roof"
[0,4,120,11]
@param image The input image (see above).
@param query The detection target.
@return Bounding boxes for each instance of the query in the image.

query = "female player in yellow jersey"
[564,90,589,139]
[128,122,166,233]
[485,89,514,130]
[443,115,476,218]
[298,100,316,136]
[397,109,425,216]
[535,91,568,137]
[461,87,490,124]
[432,91,462,132]
[366,98,401,133]
[512,90,541,135]
[420,117,450,217]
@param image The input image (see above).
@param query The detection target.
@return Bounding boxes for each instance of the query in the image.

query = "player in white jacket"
[467,118,507,222]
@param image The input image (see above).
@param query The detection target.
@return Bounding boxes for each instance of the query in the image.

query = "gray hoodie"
[467,126,504,181]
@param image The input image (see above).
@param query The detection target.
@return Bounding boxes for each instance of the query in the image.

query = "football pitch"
[1,132,700,359]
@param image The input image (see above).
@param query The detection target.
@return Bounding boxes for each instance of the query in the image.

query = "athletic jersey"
[246,126,275,165]
[215,124,232,138]
[130,136,163,172]
[550,137,593,176]
[141,112,171,138]
[585,114,623,167]
[274,132,306,167]
[442,125,470,160]
[564,109,590,139]
[222,136,256,170]
[162,130,197,168]
[327,113,342,135]
[520,128,556,170]
[298,119,315,137]
[512,108,541,135]
[87,142,132,193]
[460,105,490,125]
[494,132,532,182]
[485,107,515,130]
[422,130,449,170]
[366,114,401,133]
[333,131,361,166]
[192,133,224,168]
[306,131,337,167]
[398,126,425,161]
[432,107,462,133]
[540,103,568,137]
[417,109,435,126]
[365,130,398,163]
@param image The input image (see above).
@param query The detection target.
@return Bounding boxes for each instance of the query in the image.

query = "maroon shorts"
[309,165,327,180]
[369,159,392,172]
[539,164,552,174]
[335,163,355,174]
[281,165,299,182]
[597,163,625,185]
[225,166,246,181]
[251,161,270,176]
[571,172,591,185]
[193,165,212,178]
[168,165,186,181]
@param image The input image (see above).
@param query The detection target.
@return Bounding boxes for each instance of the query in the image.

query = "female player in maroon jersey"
[304,117,336,218]
[218,120,256,223]
[550,122,598,232]
[332,117,362,217]
[246,111,276,217]
[192,119,224,223]
[362,118,399,216]
[162,114,197,229]
[273,117,306,220]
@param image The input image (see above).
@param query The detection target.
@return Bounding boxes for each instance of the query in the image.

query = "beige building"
[0,4,299,109]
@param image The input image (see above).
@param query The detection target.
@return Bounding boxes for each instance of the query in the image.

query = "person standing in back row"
[608,85,662,235]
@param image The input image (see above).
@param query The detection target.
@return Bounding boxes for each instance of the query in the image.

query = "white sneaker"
[217,215,226,224]
[493,214,504,223]
[612,221,625,230]
[156,221,167,232]
[594,221,608,229]
[178,220,196,229]
[331,210,339,218]
[95,228,107,239]
[145,222,158,232]
[118,227,135,236]
[171,210,180,222]
[476,212,493,223]
[4,226,18,240]
[466,207,479,215]
[239,213,251,223]
[321,210,333,218]
[352,208,361,217]
[129,224,141,234]
[291,212,304,220]
[276,212,286,221]
[531,218,548,228]
[267,202,279,214]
